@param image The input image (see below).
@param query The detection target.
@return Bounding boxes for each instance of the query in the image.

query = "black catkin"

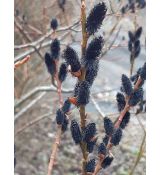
[86,2,107,35]
[104,117,114,136]
[45,52,56,75]
[116,92,126,112]
[110,128,122,146]
[121,74,133,96]
[77,81,90,106]
[58,0,66,12]
[56,109,65,125]
[103,135,109,146]
[73,82,81,97]
[58,63,67,82]
[62,116,69,132]
[130,67,142,82]
[140,62,146,80]
[84,36,104,64]
[129,88,143,106]
[85,159,96,173]
[83,123,96,142]
[134,40,140,53]
[87,140,97,153]
[128,40,133,52]
[61,99,71,113]
[120,111,130,129]
[98,143,107,156]
[85,60,99,86]
[134,45,141,58]
[128,31,135,42]
[50,38,60,59]
[70,120,82,144]
[101,156,114,169]
[135,27,142,40]
[50,18,58,30]
[63,46,81,72]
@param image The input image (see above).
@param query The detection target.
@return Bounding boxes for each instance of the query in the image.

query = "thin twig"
[14,17,44,60]
[14,55,30,69]
[47,126,62,175]
[14,92,46,122]
[14,20,80,62]
[15,111,53,135]
[14,85,73,108]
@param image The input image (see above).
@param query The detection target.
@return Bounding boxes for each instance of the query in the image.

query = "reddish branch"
[14,55,30,69]
[54,60,63,106]
[47,126,62,175]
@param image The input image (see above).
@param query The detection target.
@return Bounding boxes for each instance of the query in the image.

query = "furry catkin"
[77,81,90,105]
[86,2,107,35]
[63,46,81,72]
[70,120,82,144]
[58,62,68,82]
[50,38,60,59]
[45,52,56,75]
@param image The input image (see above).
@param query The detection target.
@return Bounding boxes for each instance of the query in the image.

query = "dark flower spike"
[128,31,135,42]
[83,123,96,142]
[86,2,107,35]
[77,81,90,106]
[116,92,126,112]
[129,88,143,106]
[140,62,146,80]
[50,38,60,59]
[85,159,96,173]
[104,117,114,136]
[85,60,99,86]
[134,45,141,58]
[58,62,68,82]
[120,111,130,129]
[73,82,81,97]
[121,74,133,96]
[134,40,140,53]
[110,128,123,146]
[121,6,126,14]
[84,36,104,63]
[58,0,66,12]
[45,52,56,75]
[135,27,142,40]
[50,18,58,30]
[62,116,69,132]
[61,99,71,113]
[128,40,133,52]
[130,67,142,82]
[63,46,81,72]
[103,135,109,146]
[70,120,82,144]
[98,143,107,156]
[87,139,97,153]
[56,109,65,125]
[101,156,114,169]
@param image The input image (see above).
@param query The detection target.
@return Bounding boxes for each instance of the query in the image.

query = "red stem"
[54,60,63,107]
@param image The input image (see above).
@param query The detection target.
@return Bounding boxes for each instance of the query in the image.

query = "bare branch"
[15,111,53,135]
[14,17,44,60]
[14,92,46,122]
[14,20,80,63]
[15,85,73,108]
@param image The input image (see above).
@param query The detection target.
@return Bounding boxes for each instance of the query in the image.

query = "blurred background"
[14,0,146,174]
